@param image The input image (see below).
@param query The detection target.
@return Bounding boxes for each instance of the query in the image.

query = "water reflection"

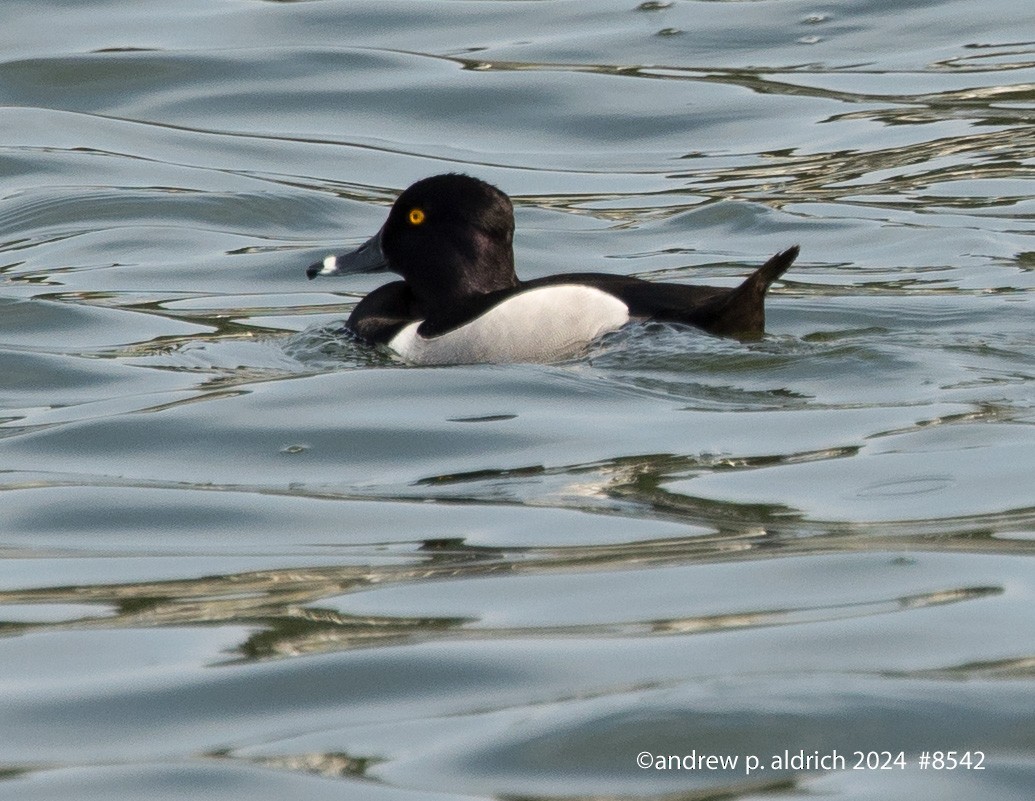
[0,524,1027,663]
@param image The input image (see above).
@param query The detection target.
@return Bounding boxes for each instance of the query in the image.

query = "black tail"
[695,245,798,338]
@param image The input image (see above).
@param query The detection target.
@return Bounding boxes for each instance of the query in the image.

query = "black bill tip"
[306,256,335,280]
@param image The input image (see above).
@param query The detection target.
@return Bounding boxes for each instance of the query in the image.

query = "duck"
[306,173,798,365]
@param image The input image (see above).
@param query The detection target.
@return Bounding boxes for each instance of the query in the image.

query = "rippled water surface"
[2,0,1034,798]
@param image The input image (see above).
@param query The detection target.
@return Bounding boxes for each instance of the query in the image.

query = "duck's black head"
[307,174,519,308]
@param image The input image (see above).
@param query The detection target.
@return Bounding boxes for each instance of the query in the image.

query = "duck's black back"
[524,245,798,338]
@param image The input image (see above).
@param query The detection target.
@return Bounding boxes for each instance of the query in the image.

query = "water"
[1,0,1033,798]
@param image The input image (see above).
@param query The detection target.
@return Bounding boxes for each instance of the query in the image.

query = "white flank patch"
[388,285,630,365]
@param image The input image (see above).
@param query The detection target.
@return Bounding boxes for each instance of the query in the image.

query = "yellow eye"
[408,208,426,226]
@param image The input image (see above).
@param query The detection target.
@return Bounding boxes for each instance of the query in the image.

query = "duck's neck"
[409,229,519,321]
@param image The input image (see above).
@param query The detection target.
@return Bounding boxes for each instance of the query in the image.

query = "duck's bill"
[306,228,388,279]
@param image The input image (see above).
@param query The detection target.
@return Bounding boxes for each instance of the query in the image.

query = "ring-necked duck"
[306,173,798,365]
